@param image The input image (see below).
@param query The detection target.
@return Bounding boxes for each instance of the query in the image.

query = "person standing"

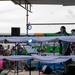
[58,26,70,55]
[6,45,12,55]
[70,29,75,55]
[57,26,72,74]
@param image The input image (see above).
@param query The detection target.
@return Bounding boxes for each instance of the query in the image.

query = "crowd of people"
[0,44,25,56]
[0,44,26,71]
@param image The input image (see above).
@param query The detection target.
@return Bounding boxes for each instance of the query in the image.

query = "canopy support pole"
[26,3,29,36]
[12,0,32,36]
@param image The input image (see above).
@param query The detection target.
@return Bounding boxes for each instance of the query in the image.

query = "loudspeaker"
[68,64,75,75]
[24,63,36,71]
[11,27,20,36]
[42,65,52,74]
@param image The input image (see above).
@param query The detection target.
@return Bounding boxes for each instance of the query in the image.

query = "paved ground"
[1,70,42,75]
[1,70,59,75]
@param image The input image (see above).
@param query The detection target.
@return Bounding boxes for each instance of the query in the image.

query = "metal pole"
[26,3,28,36]
[38,62,41,75]
[17,61,19,75]
[29,59,31,75]
[53,42,56,71]
[28,23,75,25]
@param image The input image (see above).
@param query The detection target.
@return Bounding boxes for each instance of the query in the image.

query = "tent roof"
[12,0,62,4]
[0,0,75,5]
[10,0,75,5]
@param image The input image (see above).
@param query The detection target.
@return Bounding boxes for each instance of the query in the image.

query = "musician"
[58,26,70,55]
[6,45,12,55]
[17,44,23,55]
[57,26,72,74]
[41,45,47,52]
[70,29,75,55]
[37,45,47,52]
[37,46,41,52]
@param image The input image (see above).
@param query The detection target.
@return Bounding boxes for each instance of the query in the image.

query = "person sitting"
[37,46,41,52]
[6,45,12,55]
[17,45,23,55]
[41,45,47,52]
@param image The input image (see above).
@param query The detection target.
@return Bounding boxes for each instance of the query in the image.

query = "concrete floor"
[1,70,41,75]
[1,70,59,75]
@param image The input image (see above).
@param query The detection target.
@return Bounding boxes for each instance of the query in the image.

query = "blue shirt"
[60,32,69,55]
[18,47,23,55]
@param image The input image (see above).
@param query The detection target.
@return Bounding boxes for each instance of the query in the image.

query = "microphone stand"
[53,42,56,71]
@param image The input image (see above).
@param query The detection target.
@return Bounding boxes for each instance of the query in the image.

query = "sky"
[0,1,75,35]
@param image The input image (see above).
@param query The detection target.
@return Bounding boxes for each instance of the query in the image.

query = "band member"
[41,45,47,52]
[57,26,72,74]
[58,26,70,55]
[70,29,75,55]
